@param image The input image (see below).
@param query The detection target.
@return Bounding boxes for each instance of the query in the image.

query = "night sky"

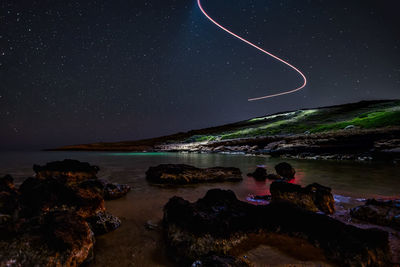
[1,0,399,149]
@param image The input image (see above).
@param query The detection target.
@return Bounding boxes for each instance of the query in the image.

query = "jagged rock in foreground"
[274,162,296,179]
[0,210,95,266]
[19,176,106,218]
[87,212,121,235]
[163,189,390,266]
[0,160,128,266]
[0,175,19,215]
[146,164,242,184]
[270,181,335,214]
[351,199,400,230]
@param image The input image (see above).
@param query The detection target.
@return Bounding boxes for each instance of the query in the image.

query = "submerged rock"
[350,199,400,230]
[163,189,388,266]
[274,162,295,179]
[247,167,267,181]
[270,181,335,214]
[146,164,242,184]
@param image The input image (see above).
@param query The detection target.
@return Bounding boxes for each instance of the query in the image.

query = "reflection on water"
[0,151,399,266]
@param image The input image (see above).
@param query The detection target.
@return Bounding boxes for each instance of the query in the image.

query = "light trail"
[197,0,307,101]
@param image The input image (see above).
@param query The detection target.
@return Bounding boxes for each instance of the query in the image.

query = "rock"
[192,255,250,267]
[86,212,121,235]
[248,145,258,152]
[0,191,19,216]
[103,181,131,200]
[19,177,105,218]
[247,167,267,181]
[80,178,131,200]
[0,175,16,192]
[146,164,242,184]
[307,183,335,214]
[0,214,12,225]
[214,146,225,152]
[79,178,106,194]
[0,175,19,215]
[0,211,94,266]
[33,159,99,185]
[274,162,295,179]
[270,181,335,214]
[163,189,390,266]
[73,186,106,218]
[264,141,285,151]
[350,199,400,230]
[344,125,356,130]
[0,161,125,266]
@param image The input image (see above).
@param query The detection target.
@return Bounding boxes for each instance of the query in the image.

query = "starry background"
[1,0,399,149]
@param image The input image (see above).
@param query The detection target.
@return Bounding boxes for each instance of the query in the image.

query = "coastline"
[49,127,400,163]
[46,100,400,163]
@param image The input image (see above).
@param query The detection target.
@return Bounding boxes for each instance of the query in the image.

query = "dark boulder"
[33,159,99,184]
[103,181,131,200]
[163,189,388,266]
[86,212,121,235]
[274,162,295,179]
[0,210,94,266]
[350,199,400,230]
[79,178,131,200]
[0,160,125,266]
[270,181,335,214]
[19,177,105,218]
[0,175,16,192]
[247,167,267,181]
[33,159,99,174]
[0,192,19,216]
[146,164,242,184]
[0,175,19,215]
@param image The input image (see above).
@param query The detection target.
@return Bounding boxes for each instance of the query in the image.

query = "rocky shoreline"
[49,100,400,163]
[163,189,393,266]
[1,160,399,266]
[156,127,400,163]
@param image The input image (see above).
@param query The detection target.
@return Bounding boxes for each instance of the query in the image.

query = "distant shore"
[49,100,400,162]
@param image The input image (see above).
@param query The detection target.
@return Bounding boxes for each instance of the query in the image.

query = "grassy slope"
[183,100,400,142]
[52,100,400,151]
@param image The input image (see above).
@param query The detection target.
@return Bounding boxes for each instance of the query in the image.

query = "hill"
[51,99,400,160]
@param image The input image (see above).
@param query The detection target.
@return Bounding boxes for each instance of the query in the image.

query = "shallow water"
[1,151,399,266]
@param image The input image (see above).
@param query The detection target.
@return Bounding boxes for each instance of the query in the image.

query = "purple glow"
[197,0,307,101]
